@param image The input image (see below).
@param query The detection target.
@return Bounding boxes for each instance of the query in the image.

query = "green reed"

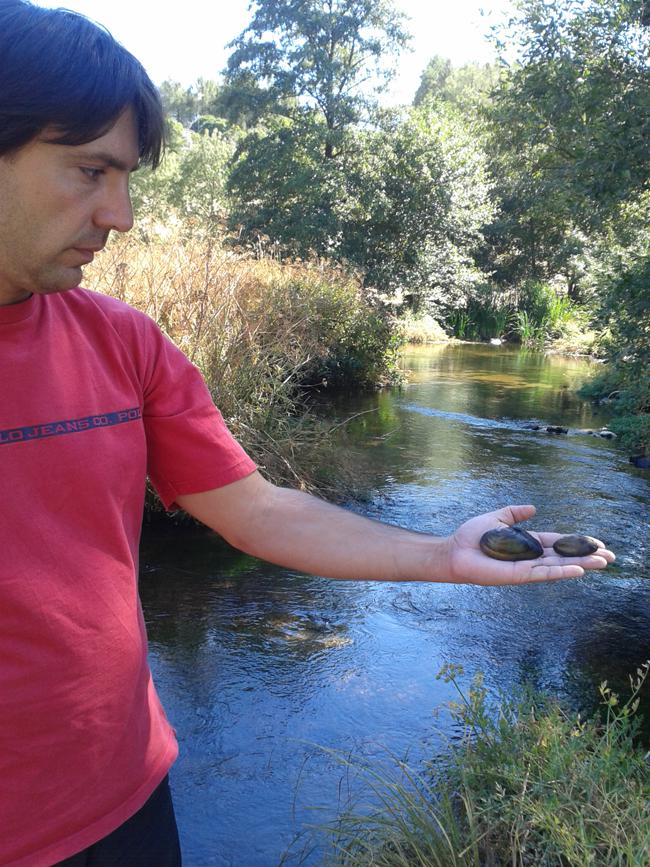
[322,662,650,866]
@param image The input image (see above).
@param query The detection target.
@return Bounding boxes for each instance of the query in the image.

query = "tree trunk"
[529,219,538,280]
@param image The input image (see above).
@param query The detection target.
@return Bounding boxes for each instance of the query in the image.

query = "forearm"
[177,473,451,583]
[177,473,615,586]
[239,485,450,581]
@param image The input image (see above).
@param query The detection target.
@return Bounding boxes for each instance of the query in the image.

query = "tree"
[340,107,495,309]
[207,73,288,129]
[129,119,185,230]
[489,0,650,228]
[413,56,452,106]
[225,0,410,158]
[129,122,238,237]
[159,78,224,128]
[229,105,494,309]
[158,80,200,126]
[481,0,650,449]
[476,0,650,294]
[414,56,499,114]
[228,113,346,251]
[170,129,239,232]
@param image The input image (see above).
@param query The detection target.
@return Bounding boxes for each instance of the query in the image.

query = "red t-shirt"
[0,288,256,865]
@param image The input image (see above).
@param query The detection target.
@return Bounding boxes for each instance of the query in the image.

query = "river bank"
[85,234,645,505]
[326,662,650,866]
[83,236,646,533]
[84,233,401,500]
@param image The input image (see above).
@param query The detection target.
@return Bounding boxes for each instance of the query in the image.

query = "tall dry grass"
[83,231,395,499]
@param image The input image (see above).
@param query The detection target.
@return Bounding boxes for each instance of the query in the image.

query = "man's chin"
[40,266,84,294]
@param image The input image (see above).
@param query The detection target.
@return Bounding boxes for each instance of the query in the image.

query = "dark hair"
[0,1,165,166]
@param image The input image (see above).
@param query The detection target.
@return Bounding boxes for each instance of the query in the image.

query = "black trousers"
[54,776,182,866]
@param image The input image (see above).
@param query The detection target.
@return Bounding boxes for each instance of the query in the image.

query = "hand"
[447,504,615,586]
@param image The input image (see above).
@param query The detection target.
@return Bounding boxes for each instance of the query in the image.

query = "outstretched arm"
[176,471,614,586]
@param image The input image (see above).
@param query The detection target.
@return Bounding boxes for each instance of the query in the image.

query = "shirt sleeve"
[137,319,257,510]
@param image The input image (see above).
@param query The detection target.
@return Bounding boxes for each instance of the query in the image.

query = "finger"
[512,563,585,583]
[596,549,616,564]
[494,504,537,526]
[536,532,608,550]
[548,549,615,565]
[539,553,611,570]
[536,539,616,564]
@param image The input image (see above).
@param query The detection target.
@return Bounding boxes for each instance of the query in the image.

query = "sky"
[37,0,512,105]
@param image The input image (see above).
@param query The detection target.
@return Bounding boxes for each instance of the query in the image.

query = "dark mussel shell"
[552,534,599,557]
[479,527,544,561]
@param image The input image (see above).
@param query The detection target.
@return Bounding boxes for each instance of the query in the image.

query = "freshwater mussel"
[479,526,543,561]
[552,534,599,557]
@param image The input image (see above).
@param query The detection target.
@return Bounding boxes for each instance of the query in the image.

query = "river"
[139,343,650,867]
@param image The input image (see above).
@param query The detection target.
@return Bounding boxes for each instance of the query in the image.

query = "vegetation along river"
[139,343,650,867]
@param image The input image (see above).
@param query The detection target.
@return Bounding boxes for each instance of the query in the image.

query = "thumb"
[495,504,537,526]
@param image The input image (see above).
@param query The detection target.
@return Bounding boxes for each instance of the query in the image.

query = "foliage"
[579,254,650,454]
[444,280,586,347]
[158,75,285,131]
[514,280,579,344]
[228,112,347,254]
[158,79,199,126]
[413,55,453,106]
[339,107,494,310]
[82,231,401,498]
[142,0,650,444]
[490,0,650,230]
[478,0,649,302]
[225,0,410,157]
[475,0,650,440]
[130,127,239,236]
[168,128,238,231]
[254,264,403,389]
[413,55,501,114]
[229,104,494,310]
[129,144,182,232]
[211,73,291,129]
[399,314,449,345]
[324,662,650,866]
[158,78,221,127]
[572,192,650,451]
[446,283,514,341]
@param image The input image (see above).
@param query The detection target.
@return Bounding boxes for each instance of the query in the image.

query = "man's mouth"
[71,246,104,264]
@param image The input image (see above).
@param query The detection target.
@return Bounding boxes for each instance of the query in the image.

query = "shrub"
[323,662,650,866]
[400,314,449,345]
[578,256,650,454]
[83,231,401,499]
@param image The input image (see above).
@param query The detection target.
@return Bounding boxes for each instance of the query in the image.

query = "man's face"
[0,108,139,307]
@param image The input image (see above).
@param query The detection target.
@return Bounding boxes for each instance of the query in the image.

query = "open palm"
[447,505,614,586]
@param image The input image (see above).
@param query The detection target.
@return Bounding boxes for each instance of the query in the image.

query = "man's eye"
[80,167,104,180]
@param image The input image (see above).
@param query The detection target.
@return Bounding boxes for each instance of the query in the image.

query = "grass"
[513,282,589,350]
[448,299,513,342]
[445,281,594,351]
[322,662,650,866]
[399,314,450,345]
[83,230,401,501]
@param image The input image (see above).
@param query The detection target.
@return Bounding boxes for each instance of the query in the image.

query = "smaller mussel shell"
[480,527,544,561]
[552,534,599,557]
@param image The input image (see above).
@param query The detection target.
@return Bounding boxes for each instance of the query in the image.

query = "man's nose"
[93,182,134,234]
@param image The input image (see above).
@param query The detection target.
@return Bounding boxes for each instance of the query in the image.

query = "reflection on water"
[139,343,649,867]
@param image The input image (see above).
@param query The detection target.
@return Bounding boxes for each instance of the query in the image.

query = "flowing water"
[139,343,650,867]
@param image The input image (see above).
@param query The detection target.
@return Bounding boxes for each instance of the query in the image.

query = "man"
[0,2,614,865]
